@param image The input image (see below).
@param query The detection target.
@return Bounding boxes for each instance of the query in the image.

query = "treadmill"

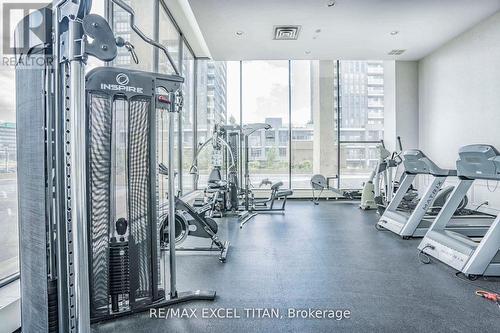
[377,149,493,238]
[418,144,500,278]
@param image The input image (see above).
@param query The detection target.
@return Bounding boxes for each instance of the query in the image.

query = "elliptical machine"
[360,138,403,210]
[361,136,470,217]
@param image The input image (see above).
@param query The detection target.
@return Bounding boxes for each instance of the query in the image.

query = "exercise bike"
[159,163,229,262]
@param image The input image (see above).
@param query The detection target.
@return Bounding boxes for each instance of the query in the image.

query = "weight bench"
[240,181,293,228]
[253,181,293,211]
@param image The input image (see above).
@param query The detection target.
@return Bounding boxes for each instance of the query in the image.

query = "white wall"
[418,11,500,210]
[384,61,419,152]
[383,61,397,151]
[396,61,419,150]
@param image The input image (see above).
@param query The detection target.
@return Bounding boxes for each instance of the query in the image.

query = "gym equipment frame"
[377,149,492,239]
[310,174,359,205]
[239,124,294,228]
[157,174,230,263]
[418,145,500,278]
[15,1,216,332]
[86,67,218,321]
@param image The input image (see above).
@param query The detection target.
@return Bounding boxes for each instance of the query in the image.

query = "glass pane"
[340,142,381,189]
[0,59,18,281]
[337,60,385,189]
[181,44,194,192]
[290,61,315,188]
[112,0,154,71]
[338,60,384,141]
[226,62,241,126]
[291,60,338,190]
[242,61,289,188]
[159,8,180,75]
[195,61,236,186]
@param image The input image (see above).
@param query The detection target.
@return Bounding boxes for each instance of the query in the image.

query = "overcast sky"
[227,60,313,127]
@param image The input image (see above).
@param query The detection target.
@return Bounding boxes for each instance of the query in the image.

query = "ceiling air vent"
[388,49,406,55]
[273,25,301,40]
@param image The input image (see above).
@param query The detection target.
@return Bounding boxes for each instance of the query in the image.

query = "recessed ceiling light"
[327,0,336,7]
[305,50,311,55]
[390,31,399,35]
[236,31,244,36]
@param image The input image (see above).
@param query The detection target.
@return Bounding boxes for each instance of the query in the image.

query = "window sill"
[0,279,21,332]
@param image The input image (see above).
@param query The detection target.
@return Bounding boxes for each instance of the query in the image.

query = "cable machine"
[15,1,215,332]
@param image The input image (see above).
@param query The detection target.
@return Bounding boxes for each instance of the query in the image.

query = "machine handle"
[111,0,180,74]
[397,136,403,151]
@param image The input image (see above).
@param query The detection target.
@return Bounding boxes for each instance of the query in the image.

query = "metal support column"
[193,59,199,190]
[67,19,91,333]
[288,60,292,188]
[336,60,342,189]
[167,93,178,297]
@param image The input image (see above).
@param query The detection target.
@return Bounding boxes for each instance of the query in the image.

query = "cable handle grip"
[111,0,180,74]
[116,37,139,64]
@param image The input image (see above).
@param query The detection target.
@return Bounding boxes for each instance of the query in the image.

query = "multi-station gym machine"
[15,1,215,332]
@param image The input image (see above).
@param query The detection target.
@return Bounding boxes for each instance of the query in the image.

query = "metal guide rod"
[53,5,70,332]
[68,19,91,333]
[244,135,250,211]
[168,94,178,297]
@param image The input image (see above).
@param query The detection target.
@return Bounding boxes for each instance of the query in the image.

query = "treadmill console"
[457,144,500,180]
[403,149,449,176]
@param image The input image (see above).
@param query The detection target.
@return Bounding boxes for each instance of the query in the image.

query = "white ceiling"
[187,0,500,61]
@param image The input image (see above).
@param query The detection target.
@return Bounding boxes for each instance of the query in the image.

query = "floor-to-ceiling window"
[0,66,18,282]
[242,61,290,188]
[195,61,240,187]
[336,60,385,189]
[290,61,340,189]
[290,60,314,188]
[226,62,241,126]
[193,60,385,191]
[290,61,314,188]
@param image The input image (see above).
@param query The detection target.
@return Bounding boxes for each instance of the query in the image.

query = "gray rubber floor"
[93,200,500,333]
